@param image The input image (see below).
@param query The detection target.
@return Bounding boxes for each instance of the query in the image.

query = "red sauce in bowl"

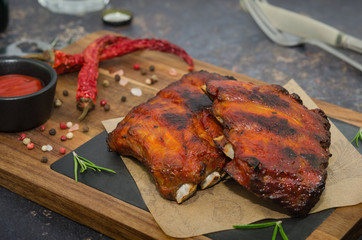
[0,74,44,97]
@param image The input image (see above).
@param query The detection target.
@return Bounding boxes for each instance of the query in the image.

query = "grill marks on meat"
[107,71,230,203]
[205,80,331,216]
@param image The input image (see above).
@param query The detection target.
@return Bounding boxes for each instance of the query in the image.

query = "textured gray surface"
[0,0,361,239]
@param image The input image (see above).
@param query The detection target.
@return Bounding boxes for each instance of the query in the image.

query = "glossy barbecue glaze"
[107,71,231,203]
[205,80,331,216]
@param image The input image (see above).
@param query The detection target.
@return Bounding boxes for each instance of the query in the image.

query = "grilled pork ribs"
[107,71,231,203]
[204,79,331,216]
[107,70,331,215]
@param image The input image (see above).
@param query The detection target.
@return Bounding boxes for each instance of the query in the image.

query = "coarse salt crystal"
[114,69,124,76]
[68,123,79,132]
[46,144,53,151]
[119,78,128,87]
[131,88,142,96]
[169,68,177,76]
[41,145,48,152]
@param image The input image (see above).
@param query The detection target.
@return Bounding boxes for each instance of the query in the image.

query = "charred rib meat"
[107,71,231,203]
[205,79,331,216]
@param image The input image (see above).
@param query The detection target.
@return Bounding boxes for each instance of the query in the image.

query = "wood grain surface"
[0,30,361,240]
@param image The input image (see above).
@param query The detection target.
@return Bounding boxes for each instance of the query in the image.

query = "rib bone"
[200,171,221,189]
[176,183,197,203]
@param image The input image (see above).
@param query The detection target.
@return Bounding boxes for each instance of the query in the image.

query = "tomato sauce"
[0,74,44,97]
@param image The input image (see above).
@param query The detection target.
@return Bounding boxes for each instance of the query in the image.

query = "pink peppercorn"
[40,125,46,131]
[100,99,107,106]
[133,64,140,70]
[59,147,66,154]
[60,122,67,129]
[18,133,27,141]
[60,135,67,141]
[27,143,34,150]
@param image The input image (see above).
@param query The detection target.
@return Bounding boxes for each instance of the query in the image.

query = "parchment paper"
[102,79,362,238]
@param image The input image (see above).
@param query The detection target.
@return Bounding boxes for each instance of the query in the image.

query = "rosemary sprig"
[72,151,116,182]
[233,220,288,240]
[351,127,362,148]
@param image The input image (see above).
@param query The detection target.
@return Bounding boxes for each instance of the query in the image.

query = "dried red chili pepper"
[76,34,121,120]
[31,36,194,74]
[99,38,194,71]
[29,35,130,74]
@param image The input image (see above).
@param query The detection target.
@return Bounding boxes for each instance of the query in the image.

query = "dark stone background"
[0,0,361,239]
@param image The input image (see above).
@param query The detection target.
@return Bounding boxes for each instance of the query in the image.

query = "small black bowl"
[0,57,57,132]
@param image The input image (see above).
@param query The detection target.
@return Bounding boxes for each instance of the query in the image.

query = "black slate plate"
[51,118,361,240]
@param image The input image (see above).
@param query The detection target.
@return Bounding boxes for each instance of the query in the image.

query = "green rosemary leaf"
[277,221,288,240]
[233,221,277,229]
[73,154,78,182]
[351,128,362,148]
[72,151,116,182]
[95,166,117,173]
[272,224,278,240]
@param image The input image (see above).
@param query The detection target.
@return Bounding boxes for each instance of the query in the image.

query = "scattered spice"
[119,78,128,87]
[69,123,79,132]
[31,35,194,121]
[60,135,67,141]
[59,147,66,154]
[82,126,89,133]
[114,69,124,76]
[59,122,67,129]
[41,145,48,152]
[133,63,140,70]
[54,98,62,107]
[131,88,142,96]
[40,125,46,131]
[46,144,53,151]
[18,133,27,141]
[114,74,121,82]
[23,137,31,145]
[145,78,157,85]
[62,90,69,96]
[140,68,147,75]
[40,156,48,163]
[102,79,110,87]
[100,99,107,106]
[151,74,158,81]
[66,121,73,128]
[169,68,177,76]
[104,104,111,111]
[49,128,56,135]
[27,142,34,150]
[66,132,73,139]
[121,96,127,102]
[149,65,155,71]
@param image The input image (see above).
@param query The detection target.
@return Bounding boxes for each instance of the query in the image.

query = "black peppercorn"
[62,90,69,96]
[40,156,48,163]
[104,104,111,111]
[149,65,155,71]
[121,96,127,102]
[82,126,89,133]
[49,128,56,135]
[114,74,121,82]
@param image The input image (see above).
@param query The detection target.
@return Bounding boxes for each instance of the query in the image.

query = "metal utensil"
[242,0,362,72]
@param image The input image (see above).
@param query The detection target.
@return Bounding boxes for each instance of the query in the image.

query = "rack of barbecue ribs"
[204,79,331,216]
[107,71,232,203]
[107,70,332,215]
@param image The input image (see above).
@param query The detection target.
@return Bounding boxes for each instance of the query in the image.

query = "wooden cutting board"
[0,30,361,240]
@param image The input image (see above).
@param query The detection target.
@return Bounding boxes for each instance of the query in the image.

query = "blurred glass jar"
[0,0,8,33]
[38,0,109,15]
